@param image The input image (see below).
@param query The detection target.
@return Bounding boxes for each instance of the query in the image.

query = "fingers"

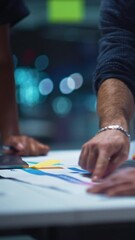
[79,131,130,182]
[18,139,50,156]
[79,144,97,172]
[3,137,25,155]
[104,151,128,177]
[92,151,110,181]
[104,183,135,196]
[30,142,50,156]
[87,168,135,196]
[87,181,135,196]
[79,139,112,181]
[4,135,50,156]
[79,145,89,170]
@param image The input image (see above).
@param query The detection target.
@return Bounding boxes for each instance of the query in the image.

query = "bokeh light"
[19,85,40,106]
[68,73,83,89]
[39,78,54,95]
[52,96,72,115]
[35,55,49,71]
[67,77,76,90]
[59,77,73,94]
[14,67,41,106]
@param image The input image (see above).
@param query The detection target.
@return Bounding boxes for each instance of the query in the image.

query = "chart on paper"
[0,150,94,195]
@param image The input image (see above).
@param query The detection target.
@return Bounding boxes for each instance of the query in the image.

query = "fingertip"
[42,144,50,149]
[16,143,24,150]
[47,146,50,151]
[92,162,108,182]
[92,175,99,182]
[44,145,50,153]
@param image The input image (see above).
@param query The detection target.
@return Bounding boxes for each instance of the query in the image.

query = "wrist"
[99,117,129,132]
[97,124,130,141]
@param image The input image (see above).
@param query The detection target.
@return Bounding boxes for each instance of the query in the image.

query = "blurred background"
[11,0,101,150]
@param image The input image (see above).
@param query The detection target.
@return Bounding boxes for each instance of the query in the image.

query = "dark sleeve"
[93,0,135,98]
[0,0,29,26]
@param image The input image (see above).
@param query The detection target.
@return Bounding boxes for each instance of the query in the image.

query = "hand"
[79,130,130,181]
[87,167,135,196]
[4,135,50,156]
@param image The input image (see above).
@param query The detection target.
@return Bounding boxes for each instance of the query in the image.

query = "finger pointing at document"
[79,127,130,181]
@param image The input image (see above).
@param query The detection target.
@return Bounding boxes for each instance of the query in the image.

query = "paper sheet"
[0,150,95,195]
[1,144,135,197]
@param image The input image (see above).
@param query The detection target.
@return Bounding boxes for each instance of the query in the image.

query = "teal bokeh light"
[52,96,72,116]
[35,55,49,71]
[14,67,41,106]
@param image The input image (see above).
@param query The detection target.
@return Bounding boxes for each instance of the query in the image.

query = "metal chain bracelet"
[97,125,130,141]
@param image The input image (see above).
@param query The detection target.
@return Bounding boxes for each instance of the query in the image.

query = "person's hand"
[3,135,50,156]
[79,130,130,181]
[87,167,135,196]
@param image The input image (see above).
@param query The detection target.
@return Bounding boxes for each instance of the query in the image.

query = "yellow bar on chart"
[31,159,61,169]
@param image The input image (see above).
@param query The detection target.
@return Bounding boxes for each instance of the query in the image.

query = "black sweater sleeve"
[93,0,135,98]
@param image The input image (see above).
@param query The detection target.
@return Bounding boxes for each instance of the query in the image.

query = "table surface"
[1,148,135,230]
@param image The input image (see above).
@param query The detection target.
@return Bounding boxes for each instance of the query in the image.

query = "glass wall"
[11,0,101,149]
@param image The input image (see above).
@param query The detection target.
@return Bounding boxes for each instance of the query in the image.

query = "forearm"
[0,25,20,142]
[0,65,20,141]
[97,79,135,131]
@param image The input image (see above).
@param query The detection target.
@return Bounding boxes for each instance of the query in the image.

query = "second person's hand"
[87,167,135,196]
[3,135,50,156]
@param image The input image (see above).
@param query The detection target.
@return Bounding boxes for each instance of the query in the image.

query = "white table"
[1,149,135,239]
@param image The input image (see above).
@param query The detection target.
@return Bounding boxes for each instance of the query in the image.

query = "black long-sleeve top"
[93,0,135,98]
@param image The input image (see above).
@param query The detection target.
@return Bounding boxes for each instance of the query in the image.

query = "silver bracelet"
[97,125,130,140]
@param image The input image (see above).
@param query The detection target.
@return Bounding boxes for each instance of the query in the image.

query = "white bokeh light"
[69,73,83,89]
[59,77,73,94]
[39,78,54,95]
